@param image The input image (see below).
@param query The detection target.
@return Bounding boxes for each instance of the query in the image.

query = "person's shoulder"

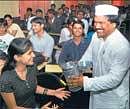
[10,23,21,30]
[28,16,36,22]
[12,23,20,27]
[44,31,54,41]
[82,19,88,23]
[1,70,15,80]
[5,33,14,39]
[61,27,68,32]
[110,30,130,49]
[0,33,14,39]
[63,39,73,46]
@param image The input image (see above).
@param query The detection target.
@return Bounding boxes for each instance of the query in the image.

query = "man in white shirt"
[69,4,130,109]
[29,17,54,63]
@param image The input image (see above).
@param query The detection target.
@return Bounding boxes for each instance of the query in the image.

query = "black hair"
[72,20,85,29]
[106,15,119,27]
[27,8,32,12]
[77,9,85,16]
[0,50,7,61]
[0,18,7,27]
[47,9,56,15]
[72,20,85,36]
[7,38,32,69]
[31,17,45,25]
[66,18,74,25]
[4,14,13,20]
[51,3,56,8]
[61,4,65,8]
[36,9,43,13]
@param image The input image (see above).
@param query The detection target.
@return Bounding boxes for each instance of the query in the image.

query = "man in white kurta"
[70,4,130,109]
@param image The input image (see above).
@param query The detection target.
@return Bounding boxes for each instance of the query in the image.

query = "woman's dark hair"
[106,15,119,27]
[72,20,85,36]
[4,14,13,20]
[7,38,32,69]
[66,18,74,25]
[0,50,7,61]
[0,50,8,72]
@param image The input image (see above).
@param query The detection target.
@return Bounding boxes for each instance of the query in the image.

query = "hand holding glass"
[61,61,82,92]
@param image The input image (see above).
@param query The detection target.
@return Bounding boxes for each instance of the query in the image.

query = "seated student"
[4,14,25,38]
[0,50,8,109]
[0,38,70,109]
[58,20,90,109]
[0,18,14,54]
[24,7,34,23]
[29,17,54,64]
[59,20,90,64]
[55,18,74,63]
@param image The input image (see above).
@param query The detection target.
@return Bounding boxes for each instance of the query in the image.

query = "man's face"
[72,23,84,37]
[32,22,43,34]
[94,16,115,39]
[36,12,43,17]
[47,12,54,19]
[15,47,35,66]
[77,12,84,20]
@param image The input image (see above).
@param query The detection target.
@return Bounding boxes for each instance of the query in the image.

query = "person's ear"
[113,23,116,28]
[41,24,44,28]
[14,55,19,61]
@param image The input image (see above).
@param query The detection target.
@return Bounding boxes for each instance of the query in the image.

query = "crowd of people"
[0,3,129,109]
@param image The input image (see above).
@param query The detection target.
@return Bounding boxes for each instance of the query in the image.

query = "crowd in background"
[0,3,129,109]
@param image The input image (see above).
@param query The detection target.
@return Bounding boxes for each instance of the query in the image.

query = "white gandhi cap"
[95,4,119,16]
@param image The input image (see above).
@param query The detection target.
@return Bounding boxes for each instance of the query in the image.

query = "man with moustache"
[69,4,130,109]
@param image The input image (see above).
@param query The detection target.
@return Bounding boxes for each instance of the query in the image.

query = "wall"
[0,0,129,19]
[0,1,19,18]
[19,1,50,19]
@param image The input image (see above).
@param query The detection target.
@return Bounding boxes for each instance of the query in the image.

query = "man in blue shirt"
[59,20,90,65]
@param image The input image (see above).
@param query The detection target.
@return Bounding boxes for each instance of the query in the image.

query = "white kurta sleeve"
[83,44,130,91]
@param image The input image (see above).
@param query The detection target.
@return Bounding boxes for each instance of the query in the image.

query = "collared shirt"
[81,29,130,109]
[30,31,54,58]
[58,38,90,64]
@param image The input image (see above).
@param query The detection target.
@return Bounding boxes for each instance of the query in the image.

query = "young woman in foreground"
[1,38,70,109]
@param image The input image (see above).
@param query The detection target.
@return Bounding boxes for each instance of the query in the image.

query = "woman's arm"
[1,92,25,109]
[36,85,70,101]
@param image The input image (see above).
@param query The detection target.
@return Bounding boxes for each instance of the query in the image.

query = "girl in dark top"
[0,50,8,109]
[0,38,70,109]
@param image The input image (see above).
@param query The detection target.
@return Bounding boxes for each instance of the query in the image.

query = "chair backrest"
[36,73,64,107]
[37,73,64,89]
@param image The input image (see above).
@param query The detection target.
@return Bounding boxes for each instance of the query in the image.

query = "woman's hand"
[41,101,59,109]
[53,88,71,101]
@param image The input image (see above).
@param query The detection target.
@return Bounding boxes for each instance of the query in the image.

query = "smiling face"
[94,16,115,39]
[32,22,44,34]
[4,17,13,26]
[72,23,84,38]
[77,11,84,20]
[15,47,35,66]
